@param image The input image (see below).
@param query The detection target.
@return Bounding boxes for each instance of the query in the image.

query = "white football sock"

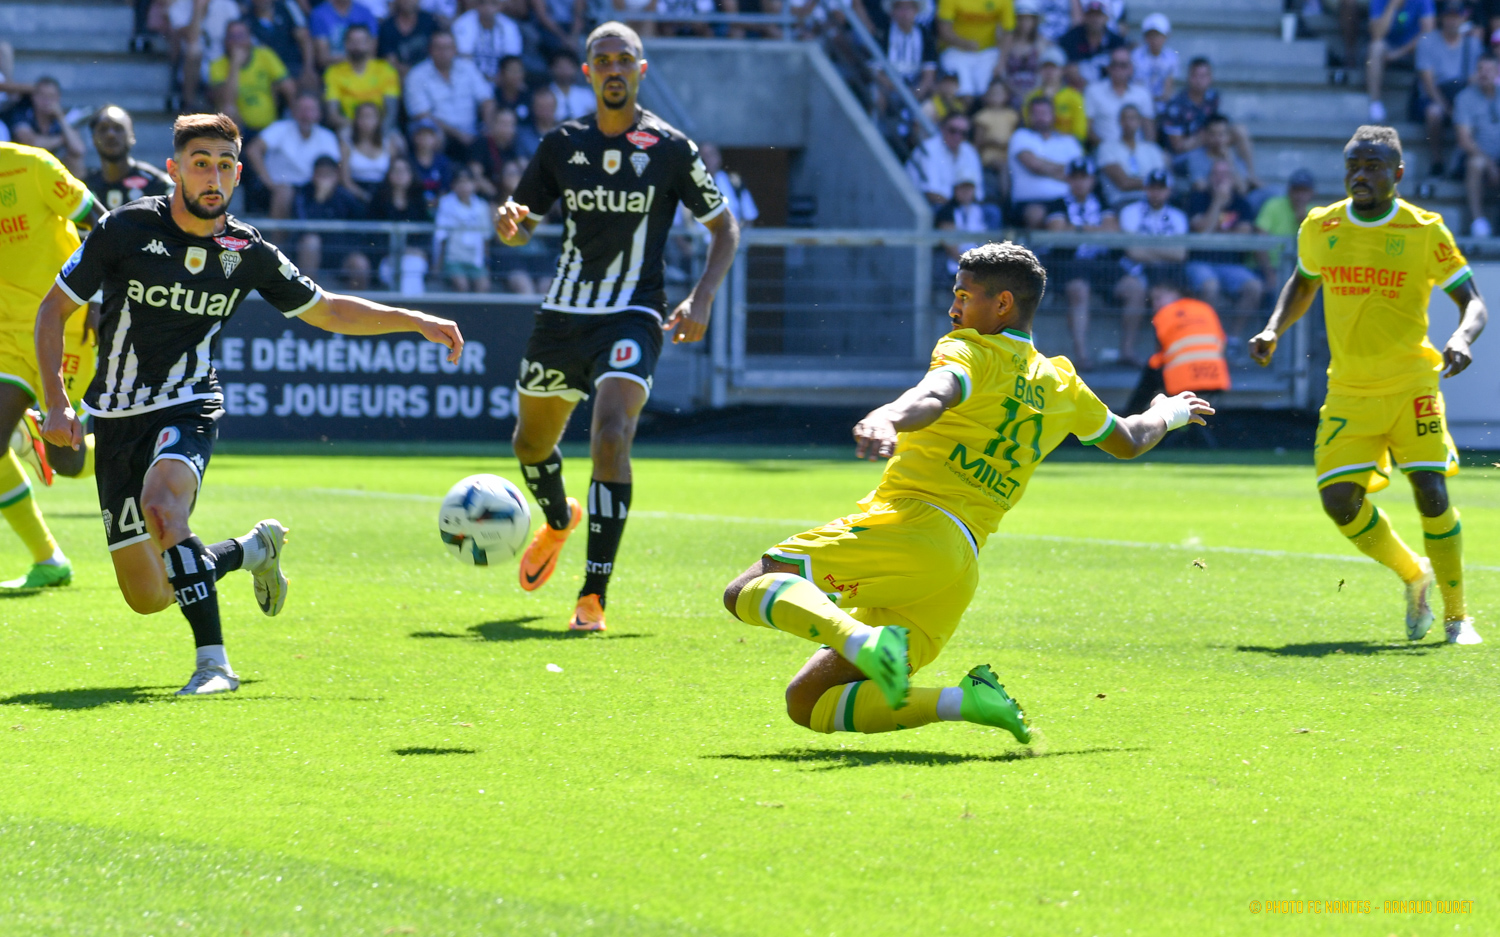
[196,644,229,670]
[238,531,268,571]
[40,548,67,567]
[839,625,878,664]
[937,686,964,721]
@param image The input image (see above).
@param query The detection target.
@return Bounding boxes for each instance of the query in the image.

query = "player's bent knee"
[1319,483,1363,525]
[784,681,818,730]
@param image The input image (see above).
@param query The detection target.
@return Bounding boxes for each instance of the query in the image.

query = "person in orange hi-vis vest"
[1126,282,1230,440]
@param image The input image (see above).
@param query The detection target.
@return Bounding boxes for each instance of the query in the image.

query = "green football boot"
[0,560,72,593]
[854,625,910,710]
[959,664,1031,744]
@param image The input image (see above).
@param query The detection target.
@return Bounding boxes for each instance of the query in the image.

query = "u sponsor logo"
[609,339,641,369]
[153,426,181,456]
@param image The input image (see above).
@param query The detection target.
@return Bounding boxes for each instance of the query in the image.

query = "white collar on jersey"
[1342,200,1399,228]
[1000,328,1034,344]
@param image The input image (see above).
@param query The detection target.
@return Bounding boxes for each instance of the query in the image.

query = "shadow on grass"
[713,746,1141,770]
[409,616,647,642]
[0,685,174,709]
[1232,641,1435,658]
[393,746,476,756]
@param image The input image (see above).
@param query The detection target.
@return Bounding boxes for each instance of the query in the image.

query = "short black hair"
[172,112,241,154]
[1347,124,1403,162]
[345,22,372,37]
[1204,113,1230,128]
[90,104,131,130]
[585,22,643,58]
[958,242,1047,320]
[1188,56,1211,71]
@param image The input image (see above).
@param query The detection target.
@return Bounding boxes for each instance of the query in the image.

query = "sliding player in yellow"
[721,242,1215,739]
[1252,125,1485,645]
[0,141,101,592]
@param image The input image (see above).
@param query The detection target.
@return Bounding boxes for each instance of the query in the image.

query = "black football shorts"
[94,399,221,551]
[517,310,663,402]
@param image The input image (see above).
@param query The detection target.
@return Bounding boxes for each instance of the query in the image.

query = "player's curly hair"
[172,113,241,155]
[586,21,644,57]
[1347,124,1403,162]
[958,242,1048,320]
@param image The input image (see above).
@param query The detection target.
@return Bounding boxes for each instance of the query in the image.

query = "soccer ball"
[438,474,532,566]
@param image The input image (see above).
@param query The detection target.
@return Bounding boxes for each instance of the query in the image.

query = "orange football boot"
[18,410,54,486]
[517,496,582,591]
[569,594,607,632]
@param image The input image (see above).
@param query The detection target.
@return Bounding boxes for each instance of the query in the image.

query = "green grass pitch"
[0,451,1495,936]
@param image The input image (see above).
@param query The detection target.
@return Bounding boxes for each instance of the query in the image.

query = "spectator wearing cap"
[1008,95,1084,227]
[1001,0,1057,100]
[246,0,317,91]
[1058,0,1125,85]
[1367,0,1437,121]
[1416,0,1483,174]
[295,154,371,289]
[1048,157,1119,369]
[1131,12,1178,107]
[1024,46,1088,141]
[908,111,986,206]
[323,24,402,132]
[934,0,1015,99]
[405,30,496,162]
[409,118,455,209]
[1116,168,1189,364]
[1084,46,1155,147]
[1254,168,1316,275]
[452,0,523,80]
[1456,55,1500,234]
[379,0,441,80]
[881,0,939,98]
[1187,158,1264,340]
[1097,103,1166,207]
[310,0,382,70]
[924,70,968,122]
[935,175,1000,275]
[244,90,343,218]
[210,20,297,134]
[547,49,596,122]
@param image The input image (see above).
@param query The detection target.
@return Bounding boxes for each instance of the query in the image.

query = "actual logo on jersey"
[1386,235,1405,256]
[626,130,659,149]
[0,184,16,207]
[143,239,170,255]
[153,426,181,457]
[219,249,241,278]
[609,339,641,369]
[630,152,650,176]
[569,151,589,165]
[602,149,622,175]
[215,235,250,251]
[1414,395,1440,419]
[184,246,207,274]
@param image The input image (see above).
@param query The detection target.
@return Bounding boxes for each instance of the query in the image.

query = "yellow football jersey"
[0,142,93,303]
[870,328,1115,547]
[1297,198,1471,396]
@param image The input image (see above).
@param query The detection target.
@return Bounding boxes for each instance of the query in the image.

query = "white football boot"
[1405,557,1435,641]
[247,519,289,616]
[176,660,240,696]
[1445,617,1483,645]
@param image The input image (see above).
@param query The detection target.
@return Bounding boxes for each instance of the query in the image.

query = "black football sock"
[581,479,631,605]
[207,538,244,581]
[521,448,572,530]
[162,536,223,649]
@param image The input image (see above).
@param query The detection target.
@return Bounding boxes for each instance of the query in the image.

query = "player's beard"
[184,190,229,220]
[601,80,631,110]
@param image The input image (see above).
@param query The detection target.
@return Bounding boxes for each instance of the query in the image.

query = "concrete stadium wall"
[1431,263,1500,450]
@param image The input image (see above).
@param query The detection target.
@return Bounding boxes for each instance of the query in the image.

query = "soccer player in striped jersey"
[32,113,464,696]
[722,243,1214,740]
[495,22,739,632]
[1251,125,1487,645]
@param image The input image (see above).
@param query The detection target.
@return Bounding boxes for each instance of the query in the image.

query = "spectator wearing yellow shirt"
[936,0,1015,98]
[1023,46,1086,142]
[210,21,297,133]
[322,24,400,132]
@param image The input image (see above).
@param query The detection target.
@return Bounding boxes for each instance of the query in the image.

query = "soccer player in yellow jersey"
[720,243,1215,740]
[1251,126,1486,646]
[0,141,102,591]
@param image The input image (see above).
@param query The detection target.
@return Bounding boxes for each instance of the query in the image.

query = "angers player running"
[34,113,464,696]
[496,22,739,632]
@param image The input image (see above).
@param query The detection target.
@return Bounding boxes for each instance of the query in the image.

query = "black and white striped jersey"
[56,197,322,418]
[512,108,726,320]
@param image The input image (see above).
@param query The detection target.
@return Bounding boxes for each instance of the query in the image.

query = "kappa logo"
[219,249,241,278]
[609,338,641,368]
[602,149,622,175]
[568,151,589,165]
[630,152,650,176]
[142,239,170,256]
[184,246,207,274]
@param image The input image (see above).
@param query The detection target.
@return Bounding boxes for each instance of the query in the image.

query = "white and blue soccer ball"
[438,474,532,566]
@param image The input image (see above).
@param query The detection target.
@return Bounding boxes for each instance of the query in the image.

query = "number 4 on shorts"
[118,497,146,535]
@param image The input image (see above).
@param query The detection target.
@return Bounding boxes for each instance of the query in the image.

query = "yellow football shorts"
[1315,385,1458,494]
[0,284,96,408]
[766,498,979,673]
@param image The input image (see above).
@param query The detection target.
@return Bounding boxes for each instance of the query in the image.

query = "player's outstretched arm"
[33,284,88,450]
[665,210,741,345]
[299,292,465,364]
[494,200,537,247]
[1249,270,1320,367]
[852,370,962,461]
[1441,278,1487,377]
[1095,392,1216,460]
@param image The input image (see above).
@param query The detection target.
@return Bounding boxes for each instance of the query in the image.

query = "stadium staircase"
[2,0,176,166]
